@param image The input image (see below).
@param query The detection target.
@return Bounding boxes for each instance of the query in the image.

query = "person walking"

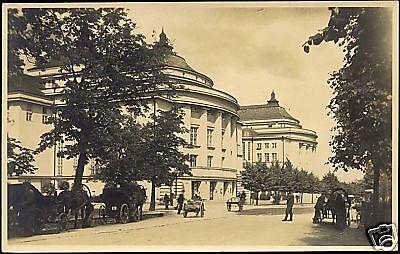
[239,191,246,212]
[177,193,185,214]
[282,191,295,221]
[163,193,170,210]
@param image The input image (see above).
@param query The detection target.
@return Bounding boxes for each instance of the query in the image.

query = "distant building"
[7,30,243,201]
[238,91,318,172]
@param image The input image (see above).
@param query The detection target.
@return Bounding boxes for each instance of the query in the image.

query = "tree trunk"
[311,193,314,204]
[149,178,156,211]
[72,152,87,192]
[371,166,380,225]
[301,193,303,204]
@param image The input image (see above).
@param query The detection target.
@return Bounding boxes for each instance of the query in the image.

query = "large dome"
[164,53,196,73]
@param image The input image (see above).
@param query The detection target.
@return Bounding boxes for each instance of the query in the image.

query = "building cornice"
[8,92,53,106]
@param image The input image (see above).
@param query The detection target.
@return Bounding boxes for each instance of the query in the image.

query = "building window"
[247,142,251,161]
[221,157,225,167]
[242,142,245,157]
[221,130,225,147]
[257,153,262,162]
[26,104,33,121]
[189,155,197,167]
[265,143,269,149]
[207,128,213,147]
[190,126,198,146]
[90,161,100,175]
[42,107,49,124]
[56,141,63,175]
[73,156,78,172]
[265,153,270,162]
[207,156,213,168]
[272,142,277,149]
[272,153,277,162]
[256,143,262,150]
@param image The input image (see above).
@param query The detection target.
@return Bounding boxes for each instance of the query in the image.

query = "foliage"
[95,106,191,186]
[303,7,392,221]
[8,8,175,191]
[241,160,321,196]
[320,171,342,193]
[241,162,269,194]
[140,106,191,186]
[303,7,392,174]
[7,136,37,176]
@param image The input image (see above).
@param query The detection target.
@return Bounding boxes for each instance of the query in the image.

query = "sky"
[126,5,365,182]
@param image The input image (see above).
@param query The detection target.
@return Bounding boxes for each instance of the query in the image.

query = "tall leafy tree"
[241,162,268,205]
[7,136,37,176]
[9,8,174,191]
[140,106,191,211]
[320,171,342,194]
[303,7,392,220]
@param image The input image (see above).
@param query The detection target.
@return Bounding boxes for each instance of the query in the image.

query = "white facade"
[238,91,318,173]
[7,31,243,201]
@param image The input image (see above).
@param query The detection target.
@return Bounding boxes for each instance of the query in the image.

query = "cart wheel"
[118,204,129,224]
[132,206,139,222]
[98,205,106,224]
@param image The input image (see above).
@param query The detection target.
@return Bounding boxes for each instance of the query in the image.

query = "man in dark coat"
[177,193,185,214]
[282,191,295,221]
[163,194,170,209]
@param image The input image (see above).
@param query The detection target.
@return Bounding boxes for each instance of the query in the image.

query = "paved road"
[6,202,374,251]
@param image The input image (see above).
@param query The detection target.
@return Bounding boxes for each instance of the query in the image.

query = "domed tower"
[150,30,242,201]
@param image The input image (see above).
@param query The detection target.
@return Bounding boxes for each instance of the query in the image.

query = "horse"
[325,189,349,229]
[326,194,338,224]
[57,184,94,229]
[120,182,147,220]
[7,182,58,235]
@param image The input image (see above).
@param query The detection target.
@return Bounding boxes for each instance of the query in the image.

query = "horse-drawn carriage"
[226,197,244,212]
[316,188,352,229]
[182,198,205,218]
[98,183,147,224]
[7,182,58,236]
[8,182,95,235]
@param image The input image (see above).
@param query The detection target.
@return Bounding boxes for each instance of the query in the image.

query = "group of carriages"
[7,181,147,236]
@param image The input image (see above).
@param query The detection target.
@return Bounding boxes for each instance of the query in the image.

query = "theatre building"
[7,30,243,201]
[238,91,318,172]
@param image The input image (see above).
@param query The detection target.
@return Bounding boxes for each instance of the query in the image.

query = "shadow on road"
[237,207,314,216]
[298,221,371,246]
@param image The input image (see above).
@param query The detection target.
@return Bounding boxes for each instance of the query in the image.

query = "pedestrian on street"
[177,193,185,214]
[164,193,170,209]
[282,191,295,221]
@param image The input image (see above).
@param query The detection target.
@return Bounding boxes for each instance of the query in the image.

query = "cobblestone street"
[7,202,373,251]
